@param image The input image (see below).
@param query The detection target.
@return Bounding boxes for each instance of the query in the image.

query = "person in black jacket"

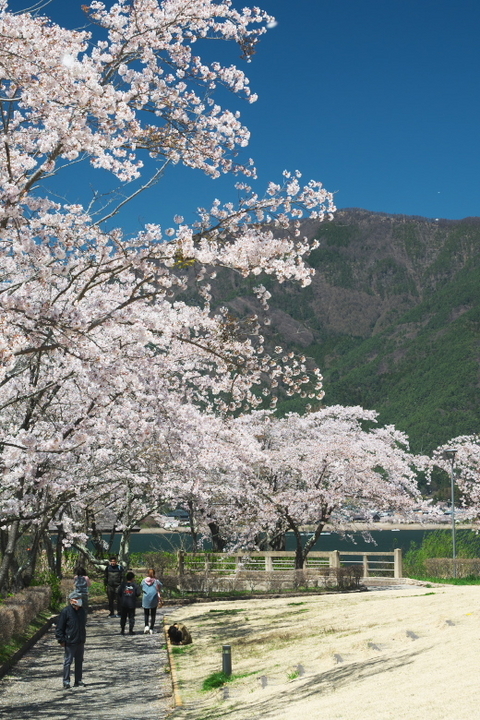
[55,592,87,689]
[117,571,141,635]
[104,556,124,617]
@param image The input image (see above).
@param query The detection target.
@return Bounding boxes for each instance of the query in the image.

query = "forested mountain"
[208,209,480,453]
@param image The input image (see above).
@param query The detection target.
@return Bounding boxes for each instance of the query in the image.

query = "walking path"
[0,610,171,720]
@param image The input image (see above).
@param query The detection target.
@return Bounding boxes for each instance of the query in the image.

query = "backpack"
[75,576,88,594]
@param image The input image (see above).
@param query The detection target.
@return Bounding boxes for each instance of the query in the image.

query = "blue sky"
[9,0,480,232]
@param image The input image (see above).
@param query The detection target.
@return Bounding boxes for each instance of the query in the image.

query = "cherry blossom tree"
[234,407,423,569]
[429,436,480,520]
[132,402,262,551]
[0,1,336,589]
[58,399,262,566]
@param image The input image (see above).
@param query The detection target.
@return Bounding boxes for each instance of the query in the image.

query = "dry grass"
[164,584,480,720]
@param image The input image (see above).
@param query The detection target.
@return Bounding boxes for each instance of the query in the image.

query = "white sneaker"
[144,625,149,634]
[149,628,153,635]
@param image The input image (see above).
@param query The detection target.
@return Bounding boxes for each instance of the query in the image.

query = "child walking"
[117,571,141,635]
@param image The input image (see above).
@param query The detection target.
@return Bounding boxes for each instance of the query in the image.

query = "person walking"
[141,568,163,634]
[73,565,91,617]
[104,556,124,618]
[117,571,141,635]
[55,592,87,689]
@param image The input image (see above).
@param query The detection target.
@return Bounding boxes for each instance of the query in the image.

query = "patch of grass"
[235,629,300,654]
[0,610,51,665]
[287,601,306,606]
[88,580,105,599]
[208,609,246,615]
[172,645,194,655]
[399,592,437,598]
[202,672,232,691]
[287,670,299,680]
[201,670,259,691]
[407,574,480,585]
[187,587,330,600]
[320,626,338,635]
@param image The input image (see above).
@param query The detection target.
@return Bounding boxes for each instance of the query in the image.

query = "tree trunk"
[294,539,305,570]
[288,517,326,569]
[208,521,227,552]
[302,522,326,559]
[267,519,287,550]
[118,528,131,567]
[55,524,64,577]
[187,500,200,550]
[0,520,20,592]
[43,531,57,573]
[105,525,117,557]
[0,529,7,556]
[13,526,40,588]
[88,513,107,559]
[256,527,286,551]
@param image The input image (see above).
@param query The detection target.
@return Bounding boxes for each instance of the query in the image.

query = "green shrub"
[88,580,105,600]
[129,551,177,574]
[404,530,480,578]
[31,571,62,611]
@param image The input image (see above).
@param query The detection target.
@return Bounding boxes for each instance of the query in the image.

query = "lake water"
[99,528,449,555]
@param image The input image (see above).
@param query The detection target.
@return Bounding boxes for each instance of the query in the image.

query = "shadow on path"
[0,612,171,720]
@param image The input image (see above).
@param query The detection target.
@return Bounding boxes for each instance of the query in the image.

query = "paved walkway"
[0,610,171,720]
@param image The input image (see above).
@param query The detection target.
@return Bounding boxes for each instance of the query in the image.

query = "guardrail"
[177,549,403,579]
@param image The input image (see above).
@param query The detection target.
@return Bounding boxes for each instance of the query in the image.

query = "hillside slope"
[209,209,480,453]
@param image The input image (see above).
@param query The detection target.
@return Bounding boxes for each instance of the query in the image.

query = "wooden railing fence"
[176,549,403,579]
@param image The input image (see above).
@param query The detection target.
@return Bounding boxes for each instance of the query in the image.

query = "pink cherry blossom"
[0,0,336,589]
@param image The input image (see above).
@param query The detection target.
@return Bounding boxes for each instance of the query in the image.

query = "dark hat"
[68,591,83,606]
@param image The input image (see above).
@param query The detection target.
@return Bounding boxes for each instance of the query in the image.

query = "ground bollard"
[222,644,232,677]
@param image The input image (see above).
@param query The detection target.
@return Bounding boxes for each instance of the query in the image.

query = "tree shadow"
[182,646,428,720]
[0,614,170,720]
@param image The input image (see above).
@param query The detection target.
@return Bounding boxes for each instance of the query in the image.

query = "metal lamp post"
[442,448,457,578]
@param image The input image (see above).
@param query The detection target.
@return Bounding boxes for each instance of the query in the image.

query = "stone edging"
[163,615,183,709]
[0,614,58,681]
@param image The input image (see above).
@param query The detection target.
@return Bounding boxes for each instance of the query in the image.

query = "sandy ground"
[165,583,480,720]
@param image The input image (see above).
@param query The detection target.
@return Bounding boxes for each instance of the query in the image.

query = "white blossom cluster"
[0,0,335,588]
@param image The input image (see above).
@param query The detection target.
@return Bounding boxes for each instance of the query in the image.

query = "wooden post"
[394,548,403,579]
[363,554,369,578]
[264,553,273,572]
[330,550,340,569]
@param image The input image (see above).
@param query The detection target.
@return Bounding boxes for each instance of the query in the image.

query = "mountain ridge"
[208,208,480,454]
